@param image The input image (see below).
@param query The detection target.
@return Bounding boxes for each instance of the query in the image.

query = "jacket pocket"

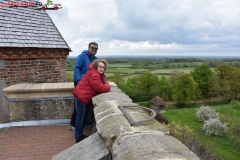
[84,91,93,99]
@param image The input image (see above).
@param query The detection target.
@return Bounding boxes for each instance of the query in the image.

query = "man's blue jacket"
[73,50,97,84]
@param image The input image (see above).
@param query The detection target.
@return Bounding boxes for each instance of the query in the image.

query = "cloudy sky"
[46,0,240,57]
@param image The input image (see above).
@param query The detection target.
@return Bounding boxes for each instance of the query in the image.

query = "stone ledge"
[1,83,75,123]
[3,82,117,99]
[3,83,74,99]
[52,132,110,160]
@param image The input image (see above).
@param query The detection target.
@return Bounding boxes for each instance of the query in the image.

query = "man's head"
[88,42,98,57]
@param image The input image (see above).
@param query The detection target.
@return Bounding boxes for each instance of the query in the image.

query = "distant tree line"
[108,63,240,105]
[67,57,240,70]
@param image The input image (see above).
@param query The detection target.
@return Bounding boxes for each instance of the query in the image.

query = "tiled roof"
[0,0,71,50]
[150,96,166,105]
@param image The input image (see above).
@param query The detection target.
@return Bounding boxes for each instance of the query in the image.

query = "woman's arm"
[90,74,111,93]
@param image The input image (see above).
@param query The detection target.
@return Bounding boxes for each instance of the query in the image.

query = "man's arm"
[73,54,85,84]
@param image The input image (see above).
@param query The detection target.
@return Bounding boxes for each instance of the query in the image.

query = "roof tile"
[11,43,19,47]
[0,0,71,50]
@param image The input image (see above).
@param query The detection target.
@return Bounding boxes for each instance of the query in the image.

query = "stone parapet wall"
[92,89,199,160]
[1,82,74,123]
[53,84,199,160]
[0,47,69,86]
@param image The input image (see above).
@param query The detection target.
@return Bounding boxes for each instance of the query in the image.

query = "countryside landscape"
[67,56,240,160]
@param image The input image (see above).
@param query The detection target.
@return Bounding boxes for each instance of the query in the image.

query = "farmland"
[67,66,213,82]
[66,56,228,82]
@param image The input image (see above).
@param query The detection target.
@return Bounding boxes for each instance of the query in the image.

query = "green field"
[67,71,126,81]
[67,62,215,82]
[67,67,201,82]
[107,68,149,74]
[151,68,194,74]
[108,63,132,68]
[168,62,204,66]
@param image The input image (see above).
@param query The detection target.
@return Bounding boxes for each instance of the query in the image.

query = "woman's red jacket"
[72,64,111,106]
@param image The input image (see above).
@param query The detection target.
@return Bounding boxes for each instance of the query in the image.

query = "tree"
[173,73,199,105]
[125,72,160,102]
[158,76,173,101]
[107,73,126,92]
[139,72,159,95]
[131,61,139,67]
[162,62,169,69]
[208,75,221,98]
[214,64,240,99]
[125,76,141,97]
[214,63,233,80]
[183,64,188,68]
[229,67,240,99]
[190,64,213,97]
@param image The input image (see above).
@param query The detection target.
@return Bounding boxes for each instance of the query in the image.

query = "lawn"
[67,71,74,82]
[161,104,240,160]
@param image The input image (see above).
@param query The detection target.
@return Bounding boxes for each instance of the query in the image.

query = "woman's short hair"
[92,59,108,71]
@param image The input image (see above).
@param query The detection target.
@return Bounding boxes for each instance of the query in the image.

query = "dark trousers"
[70,99,95,128]
[75,99,92,141]
[70,82,78,127]
[70,105,76,126]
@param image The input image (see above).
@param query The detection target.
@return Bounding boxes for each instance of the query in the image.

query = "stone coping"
[2,82,117,100]
[2,83,74,99]
[3,82,117,93]
[3,83,74,93]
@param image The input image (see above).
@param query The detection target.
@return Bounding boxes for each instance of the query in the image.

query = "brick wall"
[0,47,69,86]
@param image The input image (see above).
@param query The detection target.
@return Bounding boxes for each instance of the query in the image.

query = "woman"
[73,59,111,143]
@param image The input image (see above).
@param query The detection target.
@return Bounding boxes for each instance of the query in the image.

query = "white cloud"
[46,0,240,57]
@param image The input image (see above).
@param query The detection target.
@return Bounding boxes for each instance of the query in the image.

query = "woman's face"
[97,62,105,74]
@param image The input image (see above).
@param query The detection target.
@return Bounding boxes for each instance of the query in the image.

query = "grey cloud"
[46,0,240,56]
[105,0,240,47]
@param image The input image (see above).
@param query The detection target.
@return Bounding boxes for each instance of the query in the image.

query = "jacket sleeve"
[89,74,111,93]
[73,54,85,83]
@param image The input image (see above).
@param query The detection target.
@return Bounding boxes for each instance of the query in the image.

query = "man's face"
[88,44,98,57]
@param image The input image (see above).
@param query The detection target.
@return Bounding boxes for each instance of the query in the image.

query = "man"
[69,42,98,132]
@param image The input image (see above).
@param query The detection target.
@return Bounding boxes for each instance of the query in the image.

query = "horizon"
[67,55,240,58]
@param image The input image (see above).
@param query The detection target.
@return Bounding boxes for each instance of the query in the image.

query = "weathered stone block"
[9,99,73,121]
[112,133,199,160]
[94,99,199,160]
[94,100,169,150]
[2,83,75,122]
[52,132,110,160]
[92,92,132,107]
